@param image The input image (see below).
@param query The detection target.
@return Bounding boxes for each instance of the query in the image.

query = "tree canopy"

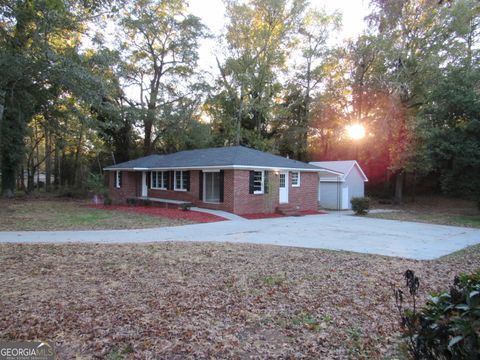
[0,0,478,202]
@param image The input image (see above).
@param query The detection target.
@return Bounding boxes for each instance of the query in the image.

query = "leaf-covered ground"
[369,196,480,228]
[0,199,194,231]
[1,242,479,359]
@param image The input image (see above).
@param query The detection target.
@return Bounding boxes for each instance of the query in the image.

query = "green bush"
[126,198,138,206]
[393,269,480,360]
[179,203,191,211]
[103,195,112,206]
[141,199,152,206]
[85,172,106,194]
[351,197,370,215]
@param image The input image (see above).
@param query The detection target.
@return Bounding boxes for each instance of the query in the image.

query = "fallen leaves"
[0,242,478,359]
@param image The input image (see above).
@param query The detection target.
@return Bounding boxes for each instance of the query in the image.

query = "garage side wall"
[345,166,365,207]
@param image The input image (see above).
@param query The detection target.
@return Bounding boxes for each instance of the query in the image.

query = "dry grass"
[369,196,480,228]
[0,199,192,231]
[1,242,479,359]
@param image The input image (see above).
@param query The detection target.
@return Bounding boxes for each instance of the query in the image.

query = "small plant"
[85,172,106,194]
[141,199,152,206]
[351,196,370,215]
[126,198,138,206]
[292,313,321,331]
[179,203,191,211]
[103,194,112,206]
[262,274,286,286]
[393,269,480,360]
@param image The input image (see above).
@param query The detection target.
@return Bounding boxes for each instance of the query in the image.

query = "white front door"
[141,172,148,197]
[279,171,289,203]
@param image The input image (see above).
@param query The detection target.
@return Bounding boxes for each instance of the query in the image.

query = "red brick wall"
[146,170,234,213]
[108,171,140,203]
[108,169,319,214]
[232,170,278,214]
[288,172,319,211]
[232,170,319,214]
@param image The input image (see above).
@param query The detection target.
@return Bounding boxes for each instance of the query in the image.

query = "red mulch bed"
[240,210,327,220]
[86,205,227,223]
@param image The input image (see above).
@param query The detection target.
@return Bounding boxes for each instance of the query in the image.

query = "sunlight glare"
[346,124,366,140]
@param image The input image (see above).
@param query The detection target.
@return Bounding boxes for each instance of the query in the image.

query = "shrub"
[103,195,112,206]
[85,173,106,194]
[393,269,480,360]
[351,196,370,215]
[126,198,138,206]
[179,203,191,211]
[141,199,152,206]
[57,187,89,199]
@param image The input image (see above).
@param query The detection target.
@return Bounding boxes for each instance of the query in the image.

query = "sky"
[188,0,371,74]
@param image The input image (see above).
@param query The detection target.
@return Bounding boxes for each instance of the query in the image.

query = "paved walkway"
[1,213,479,260]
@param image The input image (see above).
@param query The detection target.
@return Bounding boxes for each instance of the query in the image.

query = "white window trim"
[291,171,300,187]
[174,171,188,191]
[151,171,167,190]
[253,170,265,195]
[115,171,121,188]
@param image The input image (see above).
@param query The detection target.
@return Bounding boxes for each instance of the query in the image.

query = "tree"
[283,8,341,160]
[0,0,115,196]
[210,0,306,149]
[116,0,207,155]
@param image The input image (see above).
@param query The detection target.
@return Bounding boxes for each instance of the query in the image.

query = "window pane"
[292,172,299,186]
[204,172,220,202]
[162,171,168,188]
[279,174,285,188]
[175,171,182,189]
[182,173,188,189]
[253,171,263,192]
[152,172,157,188]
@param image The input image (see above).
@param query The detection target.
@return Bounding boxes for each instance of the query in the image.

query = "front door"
[279,171,289,203]
[141,172,148,197]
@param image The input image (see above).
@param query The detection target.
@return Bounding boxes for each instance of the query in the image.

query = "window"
[253,170,264,194]
[174,171,188,191]
[151,171,168,190]
[115,171,122,188]
[291,171,300,187]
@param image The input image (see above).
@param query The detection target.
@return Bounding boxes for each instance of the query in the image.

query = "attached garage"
[309,161,368,210]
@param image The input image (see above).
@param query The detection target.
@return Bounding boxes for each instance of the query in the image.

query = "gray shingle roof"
[104,146,321,171]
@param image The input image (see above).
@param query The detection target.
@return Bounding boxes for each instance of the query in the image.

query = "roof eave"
[104,164,322,172]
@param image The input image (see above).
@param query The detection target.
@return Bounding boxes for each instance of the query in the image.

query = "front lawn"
[0,199,194,230]
[1,242,478,359]
[369,196,480,228]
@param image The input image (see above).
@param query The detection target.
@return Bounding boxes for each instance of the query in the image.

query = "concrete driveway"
[1,213,479,260]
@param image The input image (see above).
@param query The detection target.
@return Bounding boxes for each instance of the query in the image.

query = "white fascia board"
[344,161,369,182]
[104,165,322,172]
[320,178,345,182]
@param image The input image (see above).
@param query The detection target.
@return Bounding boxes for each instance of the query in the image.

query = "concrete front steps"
[275,204,301,216]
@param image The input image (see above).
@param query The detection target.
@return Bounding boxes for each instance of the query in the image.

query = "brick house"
[104,146,340,215]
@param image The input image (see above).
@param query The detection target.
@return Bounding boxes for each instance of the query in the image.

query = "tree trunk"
[0,99,27,197]
[53,141,60,189]
[394,171,404,205]
[73,125,84,187]
[143,118,153,155]
[45,126,51,191]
